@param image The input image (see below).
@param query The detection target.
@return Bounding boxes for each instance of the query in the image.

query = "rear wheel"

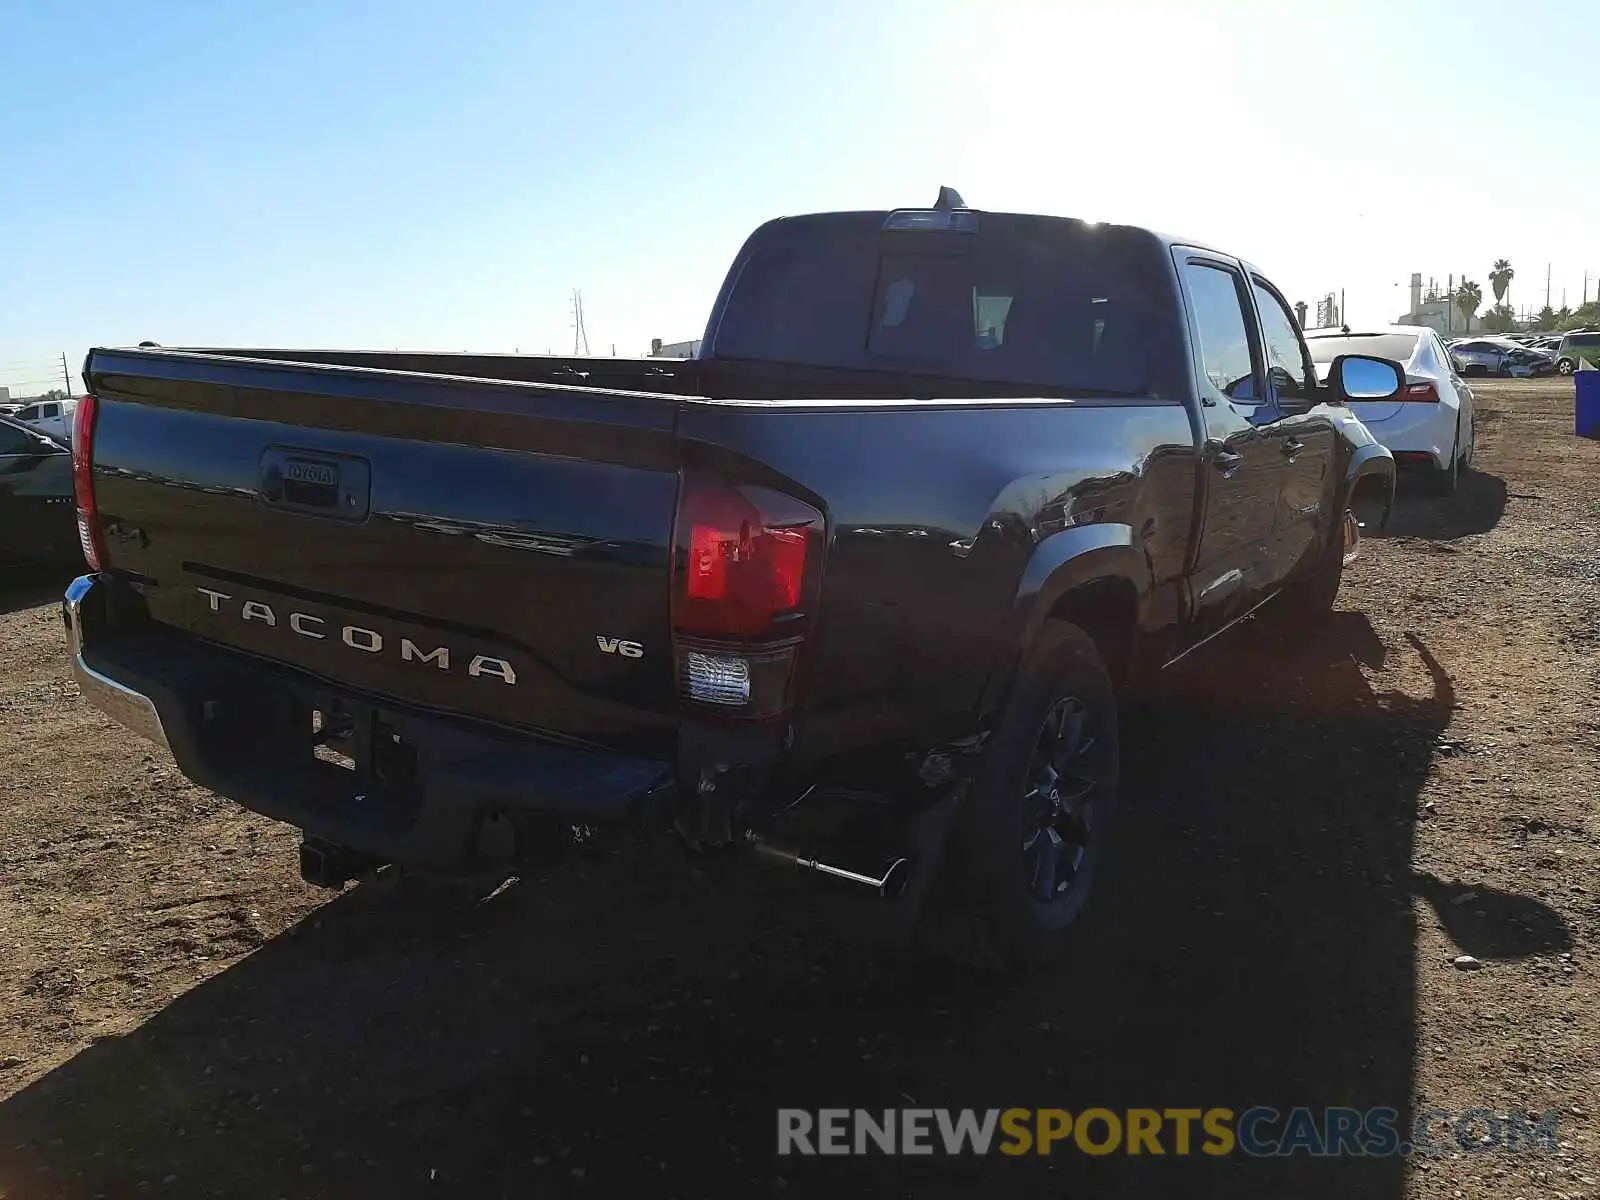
[1273,510,1349,625]
[926,622,1119,970]
[1429,418,1462,496]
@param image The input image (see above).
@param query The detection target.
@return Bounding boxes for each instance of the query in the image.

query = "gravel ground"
[0,377,1596,1198]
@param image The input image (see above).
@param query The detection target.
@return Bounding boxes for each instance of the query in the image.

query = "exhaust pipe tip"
[748,833,911,901]
[878,856,910,901]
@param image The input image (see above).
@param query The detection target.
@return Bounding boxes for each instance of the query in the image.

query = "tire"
[1273,509,1347,627]
[1429,419,1462,496]
[1558,359,1576,375]
[924,622,1120,971]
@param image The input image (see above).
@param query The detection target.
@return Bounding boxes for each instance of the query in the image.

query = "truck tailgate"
[85,349,683,755]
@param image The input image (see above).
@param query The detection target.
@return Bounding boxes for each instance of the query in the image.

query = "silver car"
[1448,339,1547,377]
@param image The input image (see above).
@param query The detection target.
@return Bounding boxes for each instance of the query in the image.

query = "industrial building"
[1397,274,1464,335]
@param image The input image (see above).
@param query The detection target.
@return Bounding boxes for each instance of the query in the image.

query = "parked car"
[1306,325,1475,495]
[13,397,77,443]
[1554,332,1600,374]
[1446,339,1499,375]
[1505,345,1557,374]
[1448,338,1551,377]
[0,415,78,566]
[62,192,1399,966]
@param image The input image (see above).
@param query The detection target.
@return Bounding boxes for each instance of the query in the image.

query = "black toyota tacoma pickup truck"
[64,190,1399,965]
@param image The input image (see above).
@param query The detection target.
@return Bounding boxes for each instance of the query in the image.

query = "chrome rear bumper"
[63,575,170,751]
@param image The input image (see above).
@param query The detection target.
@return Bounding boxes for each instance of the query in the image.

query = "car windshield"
[1305,333,1419,364]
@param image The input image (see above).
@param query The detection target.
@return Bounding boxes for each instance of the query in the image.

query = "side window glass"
[0,423,37,454]
[1181,262,1258,403]
[1250,278,1315,400]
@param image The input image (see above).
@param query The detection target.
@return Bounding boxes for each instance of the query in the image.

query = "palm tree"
[1456,280,1483,331]
[1489,259,1514,306]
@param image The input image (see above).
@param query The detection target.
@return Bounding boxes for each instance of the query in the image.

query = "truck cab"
[14,398,76,444]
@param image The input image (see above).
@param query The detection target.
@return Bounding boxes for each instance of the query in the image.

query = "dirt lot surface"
[0,377,1596,1198]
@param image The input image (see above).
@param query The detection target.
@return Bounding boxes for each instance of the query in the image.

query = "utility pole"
[571,289,589,356]
[60,352,74,398]
[1546,263,1552,309]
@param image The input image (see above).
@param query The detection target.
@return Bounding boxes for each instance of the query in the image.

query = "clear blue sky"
[3,0,1595,395]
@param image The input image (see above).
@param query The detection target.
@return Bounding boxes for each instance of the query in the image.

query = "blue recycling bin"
[1577,370,1600,440]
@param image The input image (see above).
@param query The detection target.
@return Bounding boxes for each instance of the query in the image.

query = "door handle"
[1282,438,1305,456]
[1212,448,1244,471]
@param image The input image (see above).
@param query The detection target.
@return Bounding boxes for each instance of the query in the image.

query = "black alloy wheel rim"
[1020,695,1102,904]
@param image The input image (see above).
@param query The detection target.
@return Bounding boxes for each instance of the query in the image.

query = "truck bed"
[87,347,688,755]
[85,344,1187,767]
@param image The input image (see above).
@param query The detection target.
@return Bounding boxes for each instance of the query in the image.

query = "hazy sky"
[3,0,1594,394]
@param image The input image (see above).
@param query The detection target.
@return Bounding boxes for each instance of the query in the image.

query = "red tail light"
[71,395,108,571]
[673,474,822,638]
[671,472,823,716]
[1400,382,1440,403]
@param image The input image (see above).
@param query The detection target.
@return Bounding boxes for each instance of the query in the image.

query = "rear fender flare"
[1343,442,1396,529]
[980,524,1147,718]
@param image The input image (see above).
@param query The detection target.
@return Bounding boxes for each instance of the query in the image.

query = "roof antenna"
[934,186,967,211]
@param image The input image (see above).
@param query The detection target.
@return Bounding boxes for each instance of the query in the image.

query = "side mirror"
[1267,365,1301,394]
[1266,365,1315,414]
[1330,354,1404,403]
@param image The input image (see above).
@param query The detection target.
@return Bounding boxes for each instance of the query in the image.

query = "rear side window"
[711,221,1160,394]
[1181,262,1258,402]
[1567,334,1600,349]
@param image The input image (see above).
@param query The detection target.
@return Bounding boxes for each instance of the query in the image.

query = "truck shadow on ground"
[0,614,1572,1199]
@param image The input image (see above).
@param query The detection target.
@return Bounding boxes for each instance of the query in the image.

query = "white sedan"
[1306,325,1475,495]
